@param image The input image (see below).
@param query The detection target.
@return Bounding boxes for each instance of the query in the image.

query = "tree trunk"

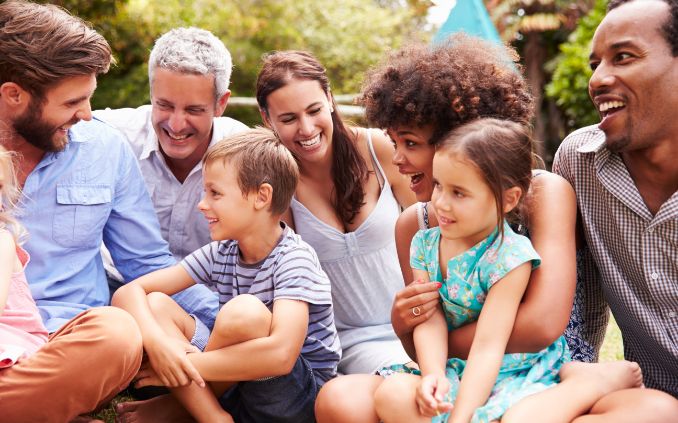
[523,32,547,159]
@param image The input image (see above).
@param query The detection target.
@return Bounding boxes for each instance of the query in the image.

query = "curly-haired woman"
[315,34,581,422]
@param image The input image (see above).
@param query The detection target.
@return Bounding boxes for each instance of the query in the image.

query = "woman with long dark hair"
[256,50,416,375]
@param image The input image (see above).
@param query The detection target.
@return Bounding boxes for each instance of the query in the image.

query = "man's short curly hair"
[360,34,534,145]
[608,0,678,56]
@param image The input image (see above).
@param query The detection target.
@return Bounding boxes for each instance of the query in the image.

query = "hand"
[416,373,453,417]
[391,279,442,336]
[133,362,163,388]
[145,337,204,388]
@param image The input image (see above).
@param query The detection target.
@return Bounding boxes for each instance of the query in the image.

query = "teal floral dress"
[381,222,570,423]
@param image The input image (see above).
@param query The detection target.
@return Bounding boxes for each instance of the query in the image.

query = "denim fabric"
[218,356,319,423]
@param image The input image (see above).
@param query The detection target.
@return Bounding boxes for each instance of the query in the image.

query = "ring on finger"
[412,306,422,317]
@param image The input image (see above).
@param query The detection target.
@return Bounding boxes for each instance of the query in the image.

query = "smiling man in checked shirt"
[553,0,678,417]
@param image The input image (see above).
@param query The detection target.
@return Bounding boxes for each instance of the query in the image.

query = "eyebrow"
[61,94,90,105]
[589,40,638,60]
[276,101,323,119]
[155,98,208,108]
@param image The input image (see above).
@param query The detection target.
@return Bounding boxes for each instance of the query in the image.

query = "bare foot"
[115,395,195,423]
[560,361,643,396]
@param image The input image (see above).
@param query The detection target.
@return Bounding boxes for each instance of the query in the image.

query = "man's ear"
[215,90,231,116]
[0,82,29,108]
[503,186,523,213]
[253,182,273,211]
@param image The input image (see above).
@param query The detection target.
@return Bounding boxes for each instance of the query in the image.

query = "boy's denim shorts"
[190,316,320,423]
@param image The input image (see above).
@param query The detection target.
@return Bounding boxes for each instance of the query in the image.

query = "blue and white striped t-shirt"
[180,225,340,384]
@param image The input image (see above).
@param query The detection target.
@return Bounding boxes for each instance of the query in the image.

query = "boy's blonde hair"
[204,127,299,215]
[0,145,27,243]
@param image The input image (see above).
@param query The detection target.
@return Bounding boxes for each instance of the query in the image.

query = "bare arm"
[188,299,309,381]
[412,268,453,417]
[449,263,532,423]
[447,172,577,357]
[368,128,417,209]
[391,206,441,360]
[111,265,203,387]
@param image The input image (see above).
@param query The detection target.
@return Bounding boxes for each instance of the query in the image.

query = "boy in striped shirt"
[112,127,340,423]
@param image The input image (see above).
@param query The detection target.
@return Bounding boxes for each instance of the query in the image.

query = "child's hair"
[203,127,299,215]
[436,118,536,240]
[0,145,26,243]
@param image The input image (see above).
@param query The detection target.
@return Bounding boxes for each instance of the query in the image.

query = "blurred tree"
[42,0,430,126]
[546,0,607,133]
[487,0,595,162]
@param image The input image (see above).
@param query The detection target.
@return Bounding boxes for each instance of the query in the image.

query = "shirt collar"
[576,127,607,154]
[67,118,102,144]
[140,117,161,161]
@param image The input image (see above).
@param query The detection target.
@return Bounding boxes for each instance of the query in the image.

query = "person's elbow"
[268,342,302,376]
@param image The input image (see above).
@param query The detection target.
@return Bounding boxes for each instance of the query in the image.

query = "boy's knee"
[215,294,270,336]
[146,291,174,313]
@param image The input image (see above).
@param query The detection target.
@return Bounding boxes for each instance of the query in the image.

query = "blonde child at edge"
[0,146,49,369]
[374,119,642,423]
[112,128,340,423]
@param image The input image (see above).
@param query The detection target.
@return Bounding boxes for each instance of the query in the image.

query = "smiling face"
[588,0,678,152]
[198,160,253,241]
[388,125,436,202]
[430,150,499,248]
[13,74,96,152]
[262,78,334,166]
[151,68,228,168]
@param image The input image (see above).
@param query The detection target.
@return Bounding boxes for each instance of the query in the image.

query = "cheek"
[273,126,296,148]
[151,111,168,127]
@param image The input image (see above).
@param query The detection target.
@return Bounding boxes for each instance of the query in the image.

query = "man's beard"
[13,102,71,152]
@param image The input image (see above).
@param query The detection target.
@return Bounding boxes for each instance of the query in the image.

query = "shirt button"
[668,311,677,318]
[647,227,654,234]
[651,272,659,280]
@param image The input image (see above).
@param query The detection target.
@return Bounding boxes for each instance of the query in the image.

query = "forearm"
[447,308,562,359]
[111,284,167,348]
[414,309,448,375]
[393,306,417,360]
[189,335,299,381]
[449,348,504,423]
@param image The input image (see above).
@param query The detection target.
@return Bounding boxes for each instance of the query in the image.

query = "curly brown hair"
[360,34,534,145]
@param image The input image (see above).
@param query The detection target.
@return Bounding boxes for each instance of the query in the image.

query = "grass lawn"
[93,317,626,422]
[599,315,624,362]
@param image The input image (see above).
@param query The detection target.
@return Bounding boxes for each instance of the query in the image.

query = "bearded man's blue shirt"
[18,118,216,332]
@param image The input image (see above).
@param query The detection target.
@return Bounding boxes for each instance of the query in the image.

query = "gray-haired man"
[95,27,248,329]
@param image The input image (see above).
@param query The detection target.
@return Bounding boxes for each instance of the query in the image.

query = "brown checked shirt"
[553,125,678,396]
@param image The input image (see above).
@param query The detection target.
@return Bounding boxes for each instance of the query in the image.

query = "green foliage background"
[546,0,607,132]
[41,0,430,126]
